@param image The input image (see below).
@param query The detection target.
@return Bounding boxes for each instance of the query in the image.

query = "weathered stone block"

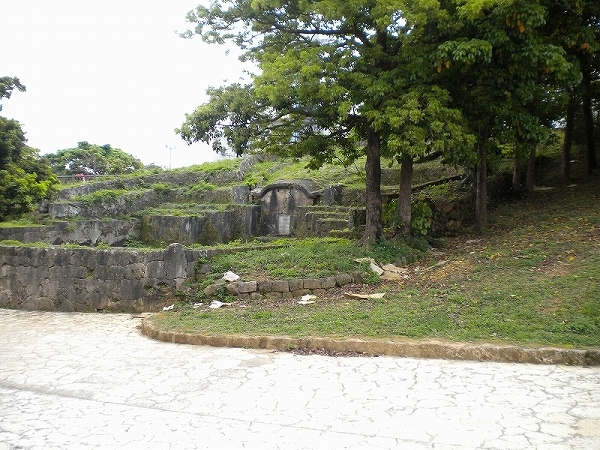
[226,281,257,295]
[335,273,353,286]
[257,280,272,294]
[127,262,147,279]
[164,243,188,279]
[323,184,343,206]
[322,276,336,289]
[25,298,54,310]
[288,279,303,291]
[232,185,250,204]
[146,261,166,278]
[240,281,258,293]
[291,289,309,297]
[271,280,290,292]
[120,280,143,301]
[352,272,364,284]
[303,279,322,289]
[109,265,126,278]
[57,299,74,312]
[204,283,221,297]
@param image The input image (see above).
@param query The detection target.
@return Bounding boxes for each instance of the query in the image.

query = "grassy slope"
[149,172,600,348]
[394,176,600,347]
[31,153,600,348]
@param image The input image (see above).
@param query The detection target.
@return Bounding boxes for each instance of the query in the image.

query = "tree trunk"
[562,92,576,181]
[512,152,522,193]
[360,130,383,247]
[397,154,413,237]
[475,141,487,231]
[525,144,536,193]
[582,75,598,173]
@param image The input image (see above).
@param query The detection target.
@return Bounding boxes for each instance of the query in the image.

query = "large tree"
[0,116,27,169]
[0,120,57,221]
[179,0,583,237]
[382,87,475,236]
[433,0,579,228]
[179,0,477,244]
[548,0,600,178]
[0,77,27,168]
[0,76,25,111]
[0,77,57,221]
[46,141,144,175]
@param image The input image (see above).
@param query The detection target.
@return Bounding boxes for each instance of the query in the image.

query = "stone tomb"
[253,179,320,236]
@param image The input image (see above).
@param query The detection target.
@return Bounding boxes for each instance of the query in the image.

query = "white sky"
[1,0,249,169]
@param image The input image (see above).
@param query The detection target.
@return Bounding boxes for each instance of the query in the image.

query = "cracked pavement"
[1,309,599,449]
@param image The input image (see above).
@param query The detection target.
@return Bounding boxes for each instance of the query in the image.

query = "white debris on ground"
[209,300,233,309]
[223,271,240,282]
[343,292,386,300]
[355,258,384,276]
[355,258,410,280]
[297,294,316,305]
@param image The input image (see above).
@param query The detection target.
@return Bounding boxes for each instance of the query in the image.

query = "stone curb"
[140,319,600,366]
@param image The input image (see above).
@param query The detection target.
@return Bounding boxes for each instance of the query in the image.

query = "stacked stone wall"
[201,272,361,301]
[0,243,199,312]
[52,171,242,202]
[0,220,139,247]
[140,206,261,246]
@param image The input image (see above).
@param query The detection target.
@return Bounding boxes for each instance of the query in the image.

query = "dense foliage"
[0,76,25,111]
[178,0,598,240]
[46,141,145,175]
[0,78,57,221]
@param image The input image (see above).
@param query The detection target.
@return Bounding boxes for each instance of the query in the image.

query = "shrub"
[75,189,129,206]
[411,202,433,237]
[0,168,57,221]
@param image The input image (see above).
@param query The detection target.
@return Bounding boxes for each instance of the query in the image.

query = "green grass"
[73,189,131,206]
[0,240,50,247]
[198,237,423,280]
[149,174,600,349]
[0,218,45,228]
[137,202,232,217]
[181,180,216,197]
[245,158,370,188]
[183,159,241,173]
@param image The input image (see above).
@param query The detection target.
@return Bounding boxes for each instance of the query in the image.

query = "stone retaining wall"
[203,272,361,300]
[52,171,242,202]
[0,242,311,312]
[0,220,139,247]
[0,243,200,312]
[49,190,173,219]
[140,206,261,246]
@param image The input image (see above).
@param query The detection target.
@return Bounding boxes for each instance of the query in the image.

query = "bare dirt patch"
[417,259,474,283]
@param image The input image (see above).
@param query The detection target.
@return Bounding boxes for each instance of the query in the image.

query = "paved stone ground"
[1,309,599,449]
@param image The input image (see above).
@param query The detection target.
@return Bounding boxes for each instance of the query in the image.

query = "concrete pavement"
[0,308,599,449]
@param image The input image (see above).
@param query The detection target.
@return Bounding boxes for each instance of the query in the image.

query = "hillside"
[150,170,600,349]
[0,154,467,247]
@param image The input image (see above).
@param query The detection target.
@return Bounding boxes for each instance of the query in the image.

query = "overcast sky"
[1,0,249,169]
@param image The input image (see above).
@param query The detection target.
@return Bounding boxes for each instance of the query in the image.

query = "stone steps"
[295,206,364,237]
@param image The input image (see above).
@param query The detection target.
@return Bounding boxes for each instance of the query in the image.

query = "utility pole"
[165,145,176,170]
